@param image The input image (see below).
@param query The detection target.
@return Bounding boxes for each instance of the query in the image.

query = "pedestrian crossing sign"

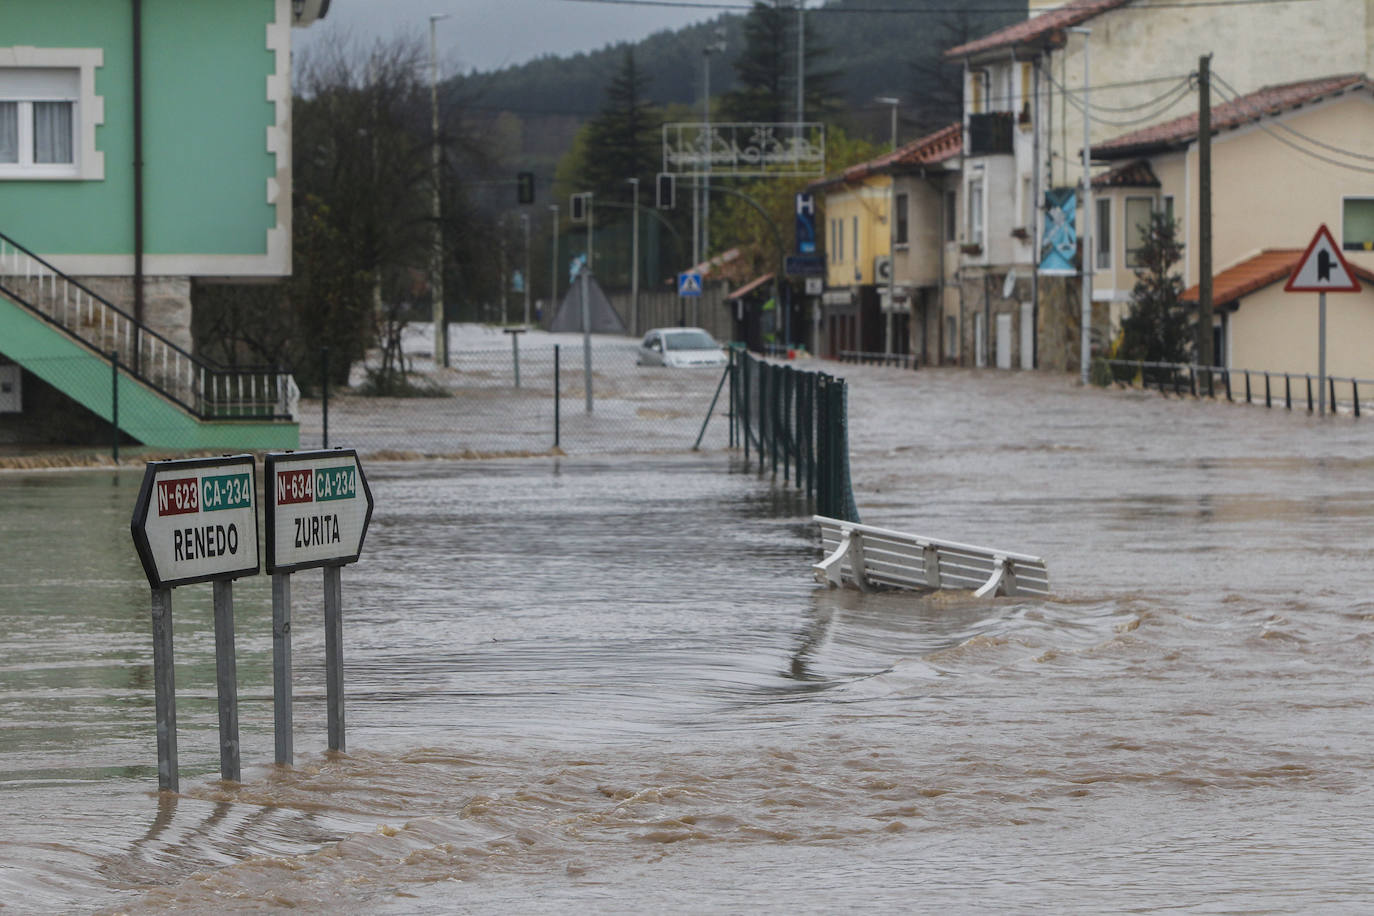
[678,271,703,297]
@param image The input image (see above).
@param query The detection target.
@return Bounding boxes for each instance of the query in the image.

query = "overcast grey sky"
[296,0,720,74]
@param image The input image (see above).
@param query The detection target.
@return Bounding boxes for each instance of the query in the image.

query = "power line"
[1044,69,1195,127]
[1211,71,1374,164]
[1208,75,1374,174]
[557,0,1315,11]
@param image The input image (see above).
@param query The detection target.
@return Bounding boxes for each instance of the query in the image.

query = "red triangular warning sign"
[1285,224,1361,293]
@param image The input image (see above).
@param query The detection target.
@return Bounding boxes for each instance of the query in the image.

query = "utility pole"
[1197,54,1214,373]
[429,13,451,368]
[1069,27,1092,385]
[629,177,640,336]
[796,0,805,129]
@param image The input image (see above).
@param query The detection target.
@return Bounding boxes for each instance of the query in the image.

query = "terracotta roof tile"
[944,0,1132,60]
[1181,249,1374,304]
[1096,73,1368,159]
[807,123,962,192]
[1091,159,1159,188]
[727,273,775,300]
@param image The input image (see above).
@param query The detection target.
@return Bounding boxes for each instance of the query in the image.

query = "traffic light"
[570,192,586,222]
[516,171,535,205]
[657,173,675,210]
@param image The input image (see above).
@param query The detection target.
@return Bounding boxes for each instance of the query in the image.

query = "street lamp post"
[701,27,726,323]
[549,204,559,319]
[1070,26,1093,385]
[521,212,531,326]
[582,192,594,413]
[429,13,451,368]
[629,177,640,336]
[877,96,899,355]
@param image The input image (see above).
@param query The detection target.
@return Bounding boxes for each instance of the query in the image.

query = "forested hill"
[450,1,1026,130]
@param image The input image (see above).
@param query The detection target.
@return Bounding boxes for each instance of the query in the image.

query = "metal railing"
[838,350,919,369]
[730,347,860,522]
[0,230,298,421]
[1102,359,1372,417]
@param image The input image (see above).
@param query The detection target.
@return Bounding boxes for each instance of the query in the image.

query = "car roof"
[649,327,712,336]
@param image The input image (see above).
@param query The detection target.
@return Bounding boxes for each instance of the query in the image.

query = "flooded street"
[3,366,1374,912]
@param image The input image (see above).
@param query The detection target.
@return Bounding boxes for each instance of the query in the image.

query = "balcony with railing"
[968,112,1015,157]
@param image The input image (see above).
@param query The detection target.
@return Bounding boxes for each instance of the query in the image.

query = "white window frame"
[1124,196,1154,269]
[1342,195,1374,252]
[967,176,985,250]
[0,47,104,181]
[1095,197,1112,270]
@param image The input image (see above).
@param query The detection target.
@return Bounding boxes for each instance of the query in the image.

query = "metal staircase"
[0,230,299,448]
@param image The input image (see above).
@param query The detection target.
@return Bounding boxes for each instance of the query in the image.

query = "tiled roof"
[1095,73,1368,159]
[1181,249,1374,304]
[807,123,962,192]
[943,0,1132,60]
[1091,159,1159,188]
[727,273,775,300]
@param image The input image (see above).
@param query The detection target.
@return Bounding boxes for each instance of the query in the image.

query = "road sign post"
[1284,224,1362,417]
[263,449,374,761]
[130,454,261,791]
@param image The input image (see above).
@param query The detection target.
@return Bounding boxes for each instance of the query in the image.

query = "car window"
[664,330,718,351]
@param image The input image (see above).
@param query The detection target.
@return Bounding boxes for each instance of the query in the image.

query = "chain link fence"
[729,348,861,523]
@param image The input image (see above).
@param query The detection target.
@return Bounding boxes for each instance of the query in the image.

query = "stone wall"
[77,275,193,353]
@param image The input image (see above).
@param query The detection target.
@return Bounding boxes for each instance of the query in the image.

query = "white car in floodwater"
[637,327,728,368]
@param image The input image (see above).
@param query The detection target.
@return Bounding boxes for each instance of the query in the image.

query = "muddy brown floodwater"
[1,365,1373,913]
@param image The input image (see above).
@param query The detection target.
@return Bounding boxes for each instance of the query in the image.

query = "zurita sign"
[131,455,261,589]
[264,449,373,574]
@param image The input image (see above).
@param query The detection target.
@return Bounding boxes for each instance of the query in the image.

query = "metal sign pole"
[271,571,293,765]
[150,587,178,793]
[324,565,345,752]
[1319,291,1327,417]
[263,449,372,762]
[211,579,241,782]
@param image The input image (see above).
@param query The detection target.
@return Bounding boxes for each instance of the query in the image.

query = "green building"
[0,0,330,450]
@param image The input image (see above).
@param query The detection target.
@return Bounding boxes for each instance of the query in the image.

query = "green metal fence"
[729,347,861,523]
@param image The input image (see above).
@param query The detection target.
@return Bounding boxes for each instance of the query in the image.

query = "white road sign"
[130,455,260,589]
[263,449,373,574]
[1286,224,1362,293]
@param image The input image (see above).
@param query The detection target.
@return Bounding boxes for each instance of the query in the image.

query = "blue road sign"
[796,193,816,254]
[784,254,826,277]
[678,272,703,297]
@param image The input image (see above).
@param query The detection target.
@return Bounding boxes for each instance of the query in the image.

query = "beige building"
[807,125,961,364]
[941,0,1374,371]
[1093,74,1374,377]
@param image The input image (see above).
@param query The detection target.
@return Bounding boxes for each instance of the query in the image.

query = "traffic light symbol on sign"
[657,173,675,210]
[517,171,535,205]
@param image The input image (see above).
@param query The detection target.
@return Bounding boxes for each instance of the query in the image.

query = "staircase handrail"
[0,229,298,420]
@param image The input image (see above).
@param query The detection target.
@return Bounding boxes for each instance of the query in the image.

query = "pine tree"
[1120,211,1192,363]
[721,1,840,123]
[579,49,661,202]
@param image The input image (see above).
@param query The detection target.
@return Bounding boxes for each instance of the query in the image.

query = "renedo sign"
[131,455,260,589]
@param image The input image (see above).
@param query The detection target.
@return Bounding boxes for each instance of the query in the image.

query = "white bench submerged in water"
[813,516,1049,598]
